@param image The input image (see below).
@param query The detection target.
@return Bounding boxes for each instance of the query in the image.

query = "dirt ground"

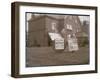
[26,46,89,67]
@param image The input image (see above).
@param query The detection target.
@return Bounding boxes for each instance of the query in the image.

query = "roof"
[28,15,61,22]
[48,32,63,41]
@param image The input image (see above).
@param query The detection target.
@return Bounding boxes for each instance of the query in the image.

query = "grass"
[26,45,89,67]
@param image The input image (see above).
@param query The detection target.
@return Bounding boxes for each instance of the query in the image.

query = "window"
[65,24,72,30]
[51,22,58,32]
[52,22,56,30]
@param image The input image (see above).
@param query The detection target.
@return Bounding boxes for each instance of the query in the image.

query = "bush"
[78,37,89,47]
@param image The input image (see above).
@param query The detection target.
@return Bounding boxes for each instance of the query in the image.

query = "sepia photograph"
[11,2,97,77]
[26,13,90,67]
